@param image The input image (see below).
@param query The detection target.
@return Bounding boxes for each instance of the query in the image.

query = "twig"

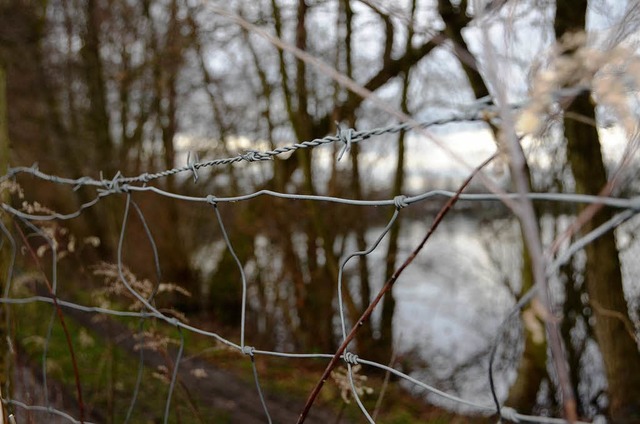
[475,15,577,421]
[590,299,639,345]
[371,341,398,421]
[14,222,85,423]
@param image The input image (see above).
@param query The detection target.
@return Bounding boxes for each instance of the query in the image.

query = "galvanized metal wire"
[0,100,629,423]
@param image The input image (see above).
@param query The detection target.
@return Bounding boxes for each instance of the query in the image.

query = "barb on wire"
[335,122,356,161]
[187,151,200,183]
[2,102,495,191]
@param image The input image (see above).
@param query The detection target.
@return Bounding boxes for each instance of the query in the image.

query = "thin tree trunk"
[378,82,407,360]
[79,0,124,259]
[437,1,550,409]
[505,239,549,410]
[338,0,375,352]
[83,0,113,174]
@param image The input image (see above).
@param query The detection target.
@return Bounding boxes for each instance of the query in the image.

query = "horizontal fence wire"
[0,94,630,423]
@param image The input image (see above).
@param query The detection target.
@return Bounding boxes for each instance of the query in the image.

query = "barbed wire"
[1,85,592,193]
[0,96,632,423]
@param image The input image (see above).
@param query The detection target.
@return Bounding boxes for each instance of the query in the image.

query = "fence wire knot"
[343,351,359,365]
[500,407,519,423]
[100,171,127,194]
[336,123,356,161]
[139,173,151,183]
[393,195,409,209]
[206,195,218,206]
[241,150,264,162]
[242,345,255,357]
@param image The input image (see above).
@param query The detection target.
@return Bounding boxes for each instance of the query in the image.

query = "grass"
[10,299,232,423]
[7,281,489,424]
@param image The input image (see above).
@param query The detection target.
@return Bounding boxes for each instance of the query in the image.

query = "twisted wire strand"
[4,182,638,224]
[0,85,589,192]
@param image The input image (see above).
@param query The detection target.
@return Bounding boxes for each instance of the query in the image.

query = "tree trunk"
[83,0,113,174]
[555,2,640,421]
[378,70,409,363]
[505,239,549,410]
[564,92,640,422]
[436,1,549,409]
[0,61,11,424]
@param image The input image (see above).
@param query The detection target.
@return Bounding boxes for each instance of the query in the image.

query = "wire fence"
[1,96,637,423]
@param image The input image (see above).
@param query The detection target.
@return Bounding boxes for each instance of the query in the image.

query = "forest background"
[1,0,640,423]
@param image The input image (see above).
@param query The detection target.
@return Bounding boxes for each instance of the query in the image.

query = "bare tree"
[3,1,640,421]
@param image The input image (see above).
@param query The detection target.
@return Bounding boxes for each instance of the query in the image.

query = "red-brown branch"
[15,222,85,423]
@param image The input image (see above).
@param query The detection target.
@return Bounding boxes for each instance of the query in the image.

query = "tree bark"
[0,61,11,424]
[378,70,409,361]
[555,2,640,421]
[436,1,549,409]
[83,0,114,175]
[505,241,549,411]
[563,92,640,422]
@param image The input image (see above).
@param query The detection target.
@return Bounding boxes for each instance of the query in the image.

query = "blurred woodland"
[1,0,640,422]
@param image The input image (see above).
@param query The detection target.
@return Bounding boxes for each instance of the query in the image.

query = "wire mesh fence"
[1,95,637,424]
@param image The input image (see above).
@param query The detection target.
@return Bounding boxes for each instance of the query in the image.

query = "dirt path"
[62,306,342,423]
